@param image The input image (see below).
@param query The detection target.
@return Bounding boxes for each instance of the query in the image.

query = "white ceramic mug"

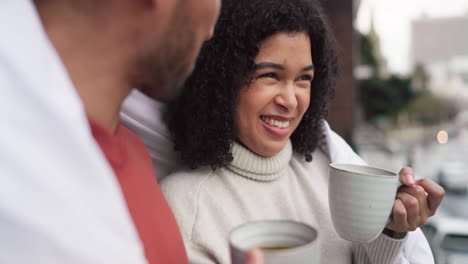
[229,220,320,264]
[329,163,400,243]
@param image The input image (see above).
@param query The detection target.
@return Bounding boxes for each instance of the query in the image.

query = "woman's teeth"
[261,117,290,128]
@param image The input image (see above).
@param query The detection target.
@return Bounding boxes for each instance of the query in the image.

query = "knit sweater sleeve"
[352,230,407,263]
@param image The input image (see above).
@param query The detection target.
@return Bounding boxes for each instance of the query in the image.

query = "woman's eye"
[257,72,279,80]
[298,74,313,82]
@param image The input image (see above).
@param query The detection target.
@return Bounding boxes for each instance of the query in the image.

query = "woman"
[159,0,443,263]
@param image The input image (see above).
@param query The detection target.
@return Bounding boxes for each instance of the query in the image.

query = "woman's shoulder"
[290,147,330,174]
[160,167,216,237]
[320,121,366,165]
[160,166,215,198]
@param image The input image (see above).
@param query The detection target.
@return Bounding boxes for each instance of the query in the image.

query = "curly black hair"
[166,0,339,169]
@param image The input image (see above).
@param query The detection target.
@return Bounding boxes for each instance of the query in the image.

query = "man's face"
[135,0,221,101]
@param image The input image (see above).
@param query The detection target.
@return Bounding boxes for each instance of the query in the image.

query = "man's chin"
[137,59,193,102]
[139,79,186,102]
[163,80,187,102]
[163,66,193,101]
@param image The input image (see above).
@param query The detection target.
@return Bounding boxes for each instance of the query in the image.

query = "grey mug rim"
[329,163,397,178]
[229,219,319,256]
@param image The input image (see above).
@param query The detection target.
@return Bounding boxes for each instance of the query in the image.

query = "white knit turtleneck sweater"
[161,141,406,264]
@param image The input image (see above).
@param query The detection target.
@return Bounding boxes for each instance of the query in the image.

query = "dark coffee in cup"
[230,220,320,264]
[258,245,294,251]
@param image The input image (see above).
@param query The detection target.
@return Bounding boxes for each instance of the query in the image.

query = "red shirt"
[89,119,188,264]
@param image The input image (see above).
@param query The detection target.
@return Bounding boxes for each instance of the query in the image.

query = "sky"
[356,0,468,75]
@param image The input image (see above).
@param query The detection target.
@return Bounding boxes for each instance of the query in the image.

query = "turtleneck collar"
[227,140,293,182]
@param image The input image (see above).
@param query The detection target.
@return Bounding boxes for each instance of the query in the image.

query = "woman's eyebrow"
[254,62,314,72]
[254,62,285,70]
[302,64,315,71]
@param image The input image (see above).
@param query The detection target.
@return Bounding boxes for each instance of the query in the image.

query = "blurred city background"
[323,0,468,263]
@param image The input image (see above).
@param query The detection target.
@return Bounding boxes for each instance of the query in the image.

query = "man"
[0,0,262,263]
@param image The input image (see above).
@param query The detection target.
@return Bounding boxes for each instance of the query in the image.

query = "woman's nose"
[275,83,298,111]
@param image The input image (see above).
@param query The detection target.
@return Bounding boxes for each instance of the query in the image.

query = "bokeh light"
[437,130,448,144]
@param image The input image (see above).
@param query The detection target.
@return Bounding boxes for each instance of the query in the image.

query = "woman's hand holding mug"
[385,167,446,235]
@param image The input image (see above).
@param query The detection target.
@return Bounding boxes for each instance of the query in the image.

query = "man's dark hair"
[166,0,339,169]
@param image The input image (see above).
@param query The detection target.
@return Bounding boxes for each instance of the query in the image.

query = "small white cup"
[229,220,320,264]
[329,163,399,243]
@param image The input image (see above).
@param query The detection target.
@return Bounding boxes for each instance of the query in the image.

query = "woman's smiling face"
[234,31,314,157]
